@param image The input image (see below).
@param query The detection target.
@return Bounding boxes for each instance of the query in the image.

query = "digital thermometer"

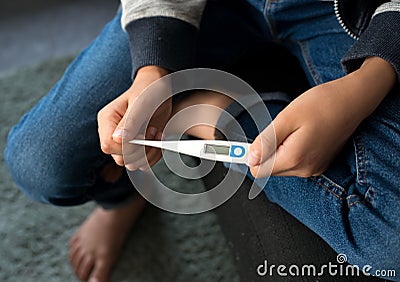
[129,139,249,164]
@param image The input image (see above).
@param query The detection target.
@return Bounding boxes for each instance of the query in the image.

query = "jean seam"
[346,194,359,206]
[364,186,377,204]
[353,134,368,186]
[310,175,347,200]
[263,1,278,40]
[347,186,377,207]
[347,186,376,207]
[296,40,323,85]
[262,0,268,15]
[347,200,363,208]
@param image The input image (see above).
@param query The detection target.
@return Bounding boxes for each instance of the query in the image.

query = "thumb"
[248,113,293,167]
[111,113,128,144]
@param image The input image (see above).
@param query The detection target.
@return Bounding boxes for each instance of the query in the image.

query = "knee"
[4,125,79,205]
[4,125,29,189]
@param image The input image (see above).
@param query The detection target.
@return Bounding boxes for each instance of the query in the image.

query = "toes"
[69,232,79,247]
[77,254,95,281]
[70,245,90,281]
[69,240,81,264]
[69,237,96,281]
[89,259,112,282]
[73,249,86,279]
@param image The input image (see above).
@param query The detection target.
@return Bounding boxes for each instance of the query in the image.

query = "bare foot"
[69,196,146,282]
[69,163,146,282]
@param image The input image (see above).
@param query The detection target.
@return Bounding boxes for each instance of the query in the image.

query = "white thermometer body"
[129,140,249,164]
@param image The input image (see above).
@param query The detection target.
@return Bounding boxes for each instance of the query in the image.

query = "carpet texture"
[0,57,240,282]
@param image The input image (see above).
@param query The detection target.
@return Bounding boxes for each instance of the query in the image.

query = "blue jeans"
[4,0,399,278]
[229,0,399,279]
[3,0,279,208]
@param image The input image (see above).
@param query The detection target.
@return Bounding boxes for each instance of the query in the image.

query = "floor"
[0,0,119,75]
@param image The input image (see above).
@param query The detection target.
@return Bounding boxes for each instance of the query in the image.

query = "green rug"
[0,57,240,282]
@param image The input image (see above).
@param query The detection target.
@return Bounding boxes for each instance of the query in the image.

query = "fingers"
[111,105,131,145]
[98,69,171,171]
[107,118,160,168]
[247,123,275,166]
[125,131,163,171]
[138,131,163,171]
[111,154,125,167]
[270,128,303,176]
[248,112,294,178]
[249,155,276,179]
[123,128,158,169]
[271,127,332,178]
[249,115,330,178]
[97,96,127,156]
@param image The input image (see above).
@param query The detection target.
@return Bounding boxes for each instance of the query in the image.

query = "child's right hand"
[97,66,171,171]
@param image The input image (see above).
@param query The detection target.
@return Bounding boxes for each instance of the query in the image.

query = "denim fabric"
[4,0,399,278]
[230,94,400,279]
[227,0,400,278]
[4,10,135,208]
[3,1,274,209]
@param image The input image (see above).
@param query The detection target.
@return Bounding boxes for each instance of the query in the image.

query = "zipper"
[333,0,359,39]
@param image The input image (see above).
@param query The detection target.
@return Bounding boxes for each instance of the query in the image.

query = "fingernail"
[89,278,99,282]
[112,128,125,138]
[248,149,261,166]
[149,127,157,138]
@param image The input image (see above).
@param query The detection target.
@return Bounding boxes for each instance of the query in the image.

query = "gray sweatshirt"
[120,0,400,81]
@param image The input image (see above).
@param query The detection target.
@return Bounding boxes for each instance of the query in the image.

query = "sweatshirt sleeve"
[341,1,400,82]
[120,0,207,77]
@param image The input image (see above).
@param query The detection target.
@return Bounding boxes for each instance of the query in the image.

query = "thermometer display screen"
[204,144,230,155]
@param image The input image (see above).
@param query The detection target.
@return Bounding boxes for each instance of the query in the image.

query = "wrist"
[126,65,172,108]
[353,57,396,94]
[136,65,169,78]
[123,65,170,103]
[339,57,396,119]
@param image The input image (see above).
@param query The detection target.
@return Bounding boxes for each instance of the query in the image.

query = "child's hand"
[248,57,396,178]
[248,81,359,178]
[97,66,171,171]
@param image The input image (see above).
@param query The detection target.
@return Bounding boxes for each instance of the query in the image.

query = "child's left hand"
[248,80,359,178]
[247,57,396,178]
